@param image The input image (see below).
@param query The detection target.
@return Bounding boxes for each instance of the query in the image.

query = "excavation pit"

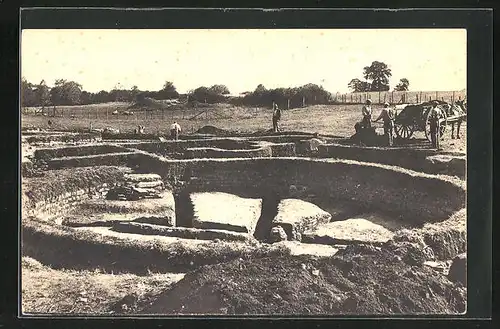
[21,131,467,315]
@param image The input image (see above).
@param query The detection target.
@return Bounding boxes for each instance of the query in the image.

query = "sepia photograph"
[20,22,469,316]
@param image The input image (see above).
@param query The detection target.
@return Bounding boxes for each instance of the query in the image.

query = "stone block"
[124,173,163,183]
[190,192,262,234]
[273,199,332,241]
[303,216,395,245]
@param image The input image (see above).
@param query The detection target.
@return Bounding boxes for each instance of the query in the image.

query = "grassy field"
[21,102,467,153]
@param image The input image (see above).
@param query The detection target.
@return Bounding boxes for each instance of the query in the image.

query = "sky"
[21,29,466,95]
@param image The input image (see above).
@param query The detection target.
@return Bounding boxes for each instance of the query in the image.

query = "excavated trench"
[22,152,466,272]
[21,133,468,315]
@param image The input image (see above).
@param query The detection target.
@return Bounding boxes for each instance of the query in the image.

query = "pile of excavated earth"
[21,126,467,315]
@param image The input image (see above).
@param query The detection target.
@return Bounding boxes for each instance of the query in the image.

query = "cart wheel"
[425,109,448,142]
[394,124,414,139]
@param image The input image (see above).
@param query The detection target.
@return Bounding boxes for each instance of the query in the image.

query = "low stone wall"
[318,143,466,178]
[34,144,128,161]
[425,155,466,178]
[122,138,262,154]
[48,152,141,169]
[112,222,254,242]
[23,183,112,220]
[185,146,272,159]
[127,153,466,226]
[269,143,296,157]
[22,166,128,220]
[26,133,101,144]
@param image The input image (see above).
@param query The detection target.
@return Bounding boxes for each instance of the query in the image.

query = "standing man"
[373,102,395,146]
[170,121,181,141]
[272,101,282,133]
[361,99,372,129]
[428,101,443,149]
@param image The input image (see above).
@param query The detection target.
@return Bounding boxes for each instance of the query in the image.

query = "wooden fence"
[333,90,466,105]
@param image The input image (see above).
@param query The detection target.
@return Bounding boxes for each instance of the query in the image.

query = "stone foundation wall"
[128,153,466,225]
[185,146,272,159]
[48,152,141,169]
[318,143,466,178]
[26,133,101,144]
[34,144,128,161]
[23,183,112,220]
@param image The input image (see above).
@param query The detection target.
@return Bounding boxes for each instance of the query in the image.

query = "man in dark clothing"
[361,99,373,129]
[373,102,395,146]
[428,101,444,149]
[272,102,281,132]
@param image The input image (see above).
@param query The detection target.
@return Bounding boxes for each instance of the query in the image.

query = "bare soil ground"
[21,257,184,315]
[142,249,466,315]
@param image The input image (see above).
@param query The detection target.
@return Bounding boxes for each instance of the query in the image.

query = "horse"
[449,100,467,139]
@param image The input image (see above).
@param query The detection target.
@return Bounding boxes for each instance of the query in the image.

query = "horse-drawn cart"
[392,100,467,142]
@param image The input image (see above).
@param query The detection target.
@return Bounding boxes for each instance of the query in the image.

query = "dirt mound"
[195,126,233,136]
[143,248,465,315]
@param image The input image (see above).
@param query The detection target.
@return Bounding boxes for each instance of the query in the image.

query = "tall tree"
[363,61,392,91]
[348,78,371,92]
[209,84,230,95]
[34,80,51,107]
[157,81,179,99]
[21,78,36,107]
[50,79,82,105]
[394,78,410,91]
[254,84,267,94]
[130,85,140,101]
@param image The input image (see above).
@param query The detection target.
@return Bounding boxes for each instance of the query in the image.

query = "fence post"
[452,91,455,104]
[287,98,290,110]
[435,91,438,100]
[378,92,381,104]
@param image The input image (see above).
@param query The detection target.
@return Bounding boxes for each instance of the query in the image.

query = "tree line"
[21,79,183,107]
[21,78,334,109]
[21,60,410,107]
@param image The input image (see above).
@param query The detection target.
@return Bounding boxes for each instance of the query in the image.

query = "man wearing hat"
[373,102,395,146]
[272,101,282,133]
[361,99,373,129]
[428,101,444,149]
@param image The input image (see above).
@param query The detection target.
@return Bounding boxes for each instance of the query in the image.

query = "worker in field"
[373,102,395,146]
[360,99,373,129]
[428,101,444,149]
[170,121,181,141]
[272,101,282,133]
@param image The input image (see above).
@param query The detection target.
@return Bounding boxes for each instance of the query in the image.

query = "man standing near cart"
[428,101,444,149]
[373,102,395,146]
[361,99,372,129]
